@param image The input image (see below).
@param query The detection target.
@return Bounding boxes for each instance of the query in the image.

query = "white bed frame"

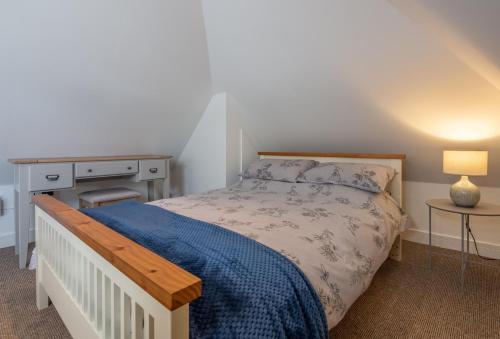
[34,152,405,339]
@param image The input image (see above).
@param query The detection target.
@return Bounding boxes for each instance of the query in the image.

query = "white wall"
[176,93,228,195]
[0,0,212,185]
[0,0,213,248]
[226,95,259,186]
[176,93,258,195]
[201,0,500,187]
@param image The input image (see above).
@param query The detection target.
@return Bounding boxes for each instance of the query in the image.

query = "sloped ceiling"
[202,0,500,186]
[0,0,212,184]
[2,1,498,187]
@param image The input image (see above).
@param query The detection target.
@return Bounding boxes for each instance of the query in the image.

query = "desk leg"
[147,179,169,201]
[14,190,19,255]
[17,189,31,269]
[162,177,170,199]
[428,206,432,269]
[147,181,155,202]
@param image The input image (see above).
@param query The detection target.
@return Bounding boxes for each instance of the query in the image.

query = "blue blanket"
[82,201,327,339]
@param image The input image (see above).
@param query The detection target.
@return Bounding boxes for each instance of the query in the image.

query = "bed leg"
[36,210,49,310]
[157,304,189,339]
[389,234,402,262]
[36,263,49,310]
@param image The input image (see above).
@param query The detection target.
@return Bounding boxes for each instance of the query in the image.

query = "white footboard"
[34,196,201,339]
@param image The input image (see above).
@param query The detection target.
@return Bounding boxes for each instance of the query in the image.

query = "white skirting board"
[0,209,15,248]
[0,184,15,208]
[403,228,500,259]
[0,226,35,249]
[0,184,16,248]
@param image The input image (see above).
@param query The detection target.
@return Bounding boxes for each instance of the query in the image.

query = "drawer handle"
[149,168,158,174]
[45,174,60,181]
[87,169,93,173]
[127,166,133,170]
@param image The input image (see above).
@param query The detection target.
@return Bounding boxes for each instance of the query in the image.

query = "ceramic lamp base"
[450,176,480,208]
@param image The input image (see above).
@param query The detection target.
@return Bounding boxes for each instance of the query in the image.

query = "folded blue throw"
[82,201,327,339]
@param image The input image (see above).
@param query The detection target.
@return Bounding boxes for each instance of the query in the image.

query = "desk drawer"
[138,160,166,180]
[28,164,74,192]
[75,160,138,178]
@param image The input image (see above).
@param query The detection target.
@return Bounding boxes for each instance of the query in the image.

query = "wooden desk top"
[8,154,172,165]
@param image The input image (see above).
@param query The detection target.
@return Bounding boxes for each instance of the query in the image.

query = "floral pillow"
[297,162,396,193]
[242,159,318,183]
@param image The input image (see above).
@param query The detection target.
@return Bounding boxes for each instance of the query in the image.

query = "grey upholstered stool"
[79,187,142,208]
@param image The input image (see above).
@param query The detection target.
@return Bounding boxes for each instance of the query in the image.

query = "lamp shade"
[443,150,488,176]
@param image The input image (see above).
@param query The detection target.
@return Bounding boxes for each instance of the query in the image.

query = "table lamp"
[443,150,488,207]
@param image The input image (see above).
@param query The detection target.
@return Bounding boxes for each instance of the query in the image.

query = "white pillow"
[243,159,318,183]
[298,162,396,193]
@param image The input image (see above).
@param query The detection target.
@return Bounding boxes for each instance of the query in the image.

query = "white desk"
[9,155,172,268]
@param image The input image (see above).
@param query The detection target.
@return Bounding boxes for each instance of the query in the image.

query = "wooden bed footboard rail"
[33,195,201,339]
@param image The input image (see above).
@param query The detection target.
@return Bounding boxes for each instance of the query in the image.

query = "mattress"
[150,179,405,328]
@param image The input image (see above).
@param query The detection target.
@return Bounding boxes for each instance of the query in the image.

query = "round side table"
[426,199,500,286]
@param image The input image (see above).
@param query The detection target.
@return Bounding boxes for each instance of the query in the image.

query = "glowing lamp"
[443,150,488,207]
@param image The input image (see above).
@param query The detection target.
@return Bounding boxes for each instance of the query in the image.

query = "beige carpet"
[331,241,500,339]
[0,246,71,339]
[1,241,499,338]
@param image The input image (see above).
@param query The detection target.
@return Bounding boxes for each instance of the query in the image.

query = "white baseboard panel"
[0,208,14,249]
[0,185,15,249]
[0,184,15,210]
[404,228,500,259]
[0,229,35,249]
[0,232,14,249]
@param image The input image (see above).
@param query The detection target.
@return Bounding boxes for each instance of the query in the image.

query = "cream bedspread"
[149,179,405,328]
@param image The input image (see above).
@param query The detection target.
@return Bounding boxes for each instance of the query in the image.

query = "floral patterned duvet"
[149,179,406,329]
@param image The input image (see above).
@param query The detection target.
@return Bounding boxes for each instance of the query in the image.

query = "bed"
[33,152,406,339]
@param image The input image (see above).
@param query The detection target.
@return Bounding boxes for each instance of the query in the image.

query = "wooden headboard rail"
[33,195,201,311]
[258,152,406,159]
